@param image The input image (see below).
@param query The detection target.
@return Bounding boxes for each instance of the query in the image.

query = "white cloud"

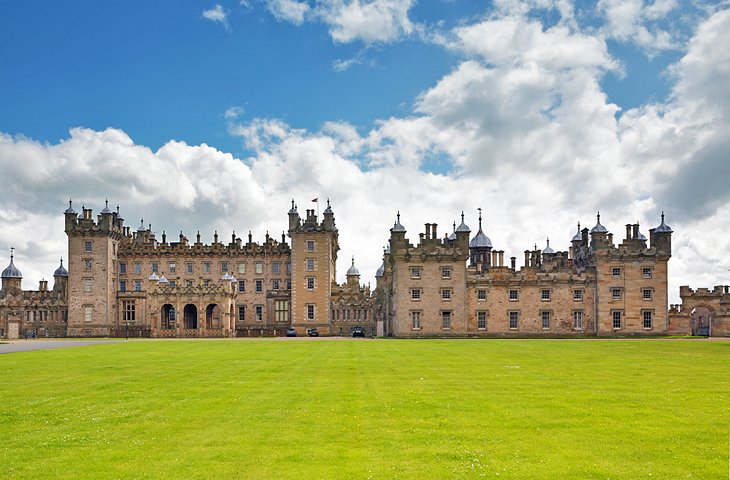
[224,106,245,120]
[597,0,679,55]
[203,4,231,30]
[264,0,310,25]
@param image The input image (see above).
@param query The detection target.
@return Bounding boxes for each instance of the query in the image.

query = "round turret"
[2,251,22,279]
[590,212,608,233]
[571,223,582,242]
[347,257,360,276]
[655,212,673,233]
[392,211,406,232]
[543,238,554,254]
[53,258,68,277]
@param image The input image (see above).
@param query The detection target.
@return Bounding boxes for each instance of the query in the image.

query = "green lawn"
[1,339,728,479]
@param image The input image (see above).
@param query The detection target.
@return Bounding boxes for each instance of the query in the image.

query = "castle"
[1,200,729,338]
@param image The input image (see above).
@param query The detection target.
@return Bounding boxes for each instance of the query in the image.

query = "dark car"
[307,328,319,337]
[351,326,365,337]
[285,328,297,337]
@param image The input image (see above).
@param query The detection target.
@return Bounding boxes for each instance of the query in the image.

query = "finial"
[597,211,601,223]
[397,211,401,223]
[578,222,581,230]
[461,210,465,223]
[546,238,550,247]
[661,211,665,222]
[116,204,120,214]
[291,198,295,209]
[140,218,144,227]
[327,198,331,207]
[10,246,14,260]
[351,255,355,267]
[105,199,108,208]
[534,243,537,250]
[453,221,456,232]
[478,207,483,229]
[148,223,151,231]
[68,199,73,209]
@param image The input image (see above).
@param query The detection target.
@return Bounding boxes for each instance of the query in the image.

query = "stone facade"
[2,200,729,339]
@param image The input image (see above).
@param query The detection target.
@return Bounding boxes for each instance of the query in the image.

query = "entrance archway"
[205,304,221,329]
[691,306,713,336]
[184,304,198,329]
[161,304,176,329]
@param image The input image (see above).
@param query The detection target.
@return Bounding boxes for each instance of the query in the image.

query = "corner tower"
[288,199,339,334]
[65,200,125,336]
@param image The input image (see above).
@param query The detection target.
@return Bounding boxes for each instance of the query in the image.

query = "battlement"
[64,201,126,239]
[679,285,730,297]
[119,229,290,257]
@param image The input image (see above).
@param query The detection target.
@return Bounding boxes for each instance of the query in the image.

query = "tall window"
[238,279,246,292]
[119,280,126,292]
[306,304,315,321]
[411,289,422,301]
[612,310,622,329]
[84,241,92,252]
[573,311,583,330]
[203,262,211,274]
[221,262,229,273]
[119,263,127,274]
[643,310,653,329]
[272,262,281,274]
[275,301,289,322]
[477,289,487,301]
[185,263,192,274]
[255,305,263,322]
[238,263,246,274]
[272,279,280,290]
[541,311,551,329]
[411,267,421,279]
[84,259,92,271]
[152,263,159,273]
[168,262,176,274]
[611,288,622,300]
[509,311,519,329]
[255,262,263,274]
[255,279,263,293]
[122,301,136,322]
[643,267,652,278]
[134,280,142,292]
[509,289,519,301]
[441,311,452,329]
[642,288,653,300]
[306,259,315,271]
[238,305,245,321]
[411,311,421,330]
[477,311,487,330]
[83,278,92,293]
[133,263,141,274]
[307,277,315,290]
[84,305,93,323]
[306,240,315,252]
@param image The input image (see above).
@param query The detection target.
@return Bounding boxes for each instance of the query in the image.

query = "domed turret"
[590,212,608,233]
[346,256,360,276]
[542,238,554,254]
[53,258,68,277]
[655,212,673,233]
[571,223,582,243]
[469,210,492,249]
[469,209,492,271]
[2,249,22,279]
[375,262,385,278]
[391,211,406,232]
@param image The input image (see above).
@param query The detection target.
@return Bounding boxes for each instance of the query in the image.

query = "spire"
[543,237,554,254]
[347,255,360,276]
[655,211,673,233]
[2,247,22,279]
[392,211,406,232]
[591,211,607,233]
[64,199,76,214]
[456,210,470,232]
[572,222,582,242]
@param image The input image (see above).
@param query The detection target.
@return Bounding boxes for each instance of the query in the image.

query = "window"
[255,305,263,322]
[612,267,622,277]
[411,267,421,279]
[84,241,92,252]
[272,279,280,290]
[255,262,263,274]
[134,280,142,292]
[119,263,127,274]
[152,263,159,274]
[119,280,126,292]
[169,280,176,288]
[441,311,452,329]
[306,240,315,252]
[306,304,315,321]
[221,262,228,273]
[611,288,622,300]
[441,289,452,300]
[643,310,653,329]
[286,280,292,290]
[286,263,291,274]
[541,289,551,301]
[168,262,176,274]
[238,263,246,274]
[203,279,210,287]
[573,311,583,330]
[477,311,487,330]
[411,311,421,330]
[83,278,92,293]
[411,289,422,301]
[186,280,193,287]
[642,288,653,300]
[541,311,551,329]
[122,301,136,322]
[477,289,487,301]
[84,259,92,271]
[203,262,211,274]
[133,263,141,274]
[573,289,583,301]
[643,267,652,278]
[238,305,245,322]
[238,280,245,293]
[612,310,622,329]
[84,305,92,323]
[272,262,280,275]
[509,311,519,330]
[509,289,519,301]
[185,263,192,274]
[275,300,289,322]
[307,277,315,290]
[441,268,451,279]
[255,279,263,293]
[306,259,315,271]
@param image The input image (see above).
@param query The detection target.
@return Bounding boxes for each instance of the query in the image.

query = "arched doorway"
[184,304,198,330]
[205,304,221,329]
[691,306,713,336]
[161,304,176,329]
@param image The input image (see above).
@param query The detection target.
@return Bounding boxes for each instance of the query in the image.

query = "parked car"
[351,326,365,337]
[307,328,319,337]
[285,328,297,337]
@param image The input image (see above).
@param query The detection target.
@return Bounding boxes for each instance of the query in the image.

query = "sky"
[1,0,729,303]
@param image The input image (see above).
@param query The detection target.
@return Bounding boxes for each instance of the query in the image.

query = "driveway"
[0,339,122,354]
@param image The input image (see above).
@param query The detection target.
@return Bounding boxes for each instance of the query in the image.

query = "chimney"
[499,251,504,267]
[524,251,530,268]
[510,256,516,270]
[425,223,431,239]
[632,224,639,239]
[626,224,632,240]
[432,223,437,240]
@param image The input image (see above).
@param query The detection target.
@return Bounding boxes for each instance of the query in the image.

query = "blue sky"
[1,0,729,300]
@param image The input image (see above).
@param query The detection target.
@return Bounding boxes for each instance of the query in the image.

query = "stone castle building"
[1,200,728,338]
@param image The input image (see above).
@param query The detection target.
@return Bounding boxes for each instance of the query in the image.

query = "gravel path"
[0,340,122,354]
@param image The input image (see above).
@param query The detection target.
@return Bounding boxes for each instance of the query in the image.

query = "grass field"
[1,339,728,479]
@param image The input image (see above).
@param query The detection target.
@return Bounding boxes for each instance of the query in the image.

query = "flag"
[311,198,318,202]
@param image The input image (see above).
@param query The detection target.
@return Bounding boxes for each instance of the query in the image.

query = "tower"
[1,248,23,292]
[65,200,125,336]
[288,199,339,334]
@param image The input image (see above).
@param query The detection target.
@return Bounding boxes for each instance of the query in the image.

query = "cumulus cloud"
[264,0,310,25]
[203,4,231,30]
[597,0,679,55]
